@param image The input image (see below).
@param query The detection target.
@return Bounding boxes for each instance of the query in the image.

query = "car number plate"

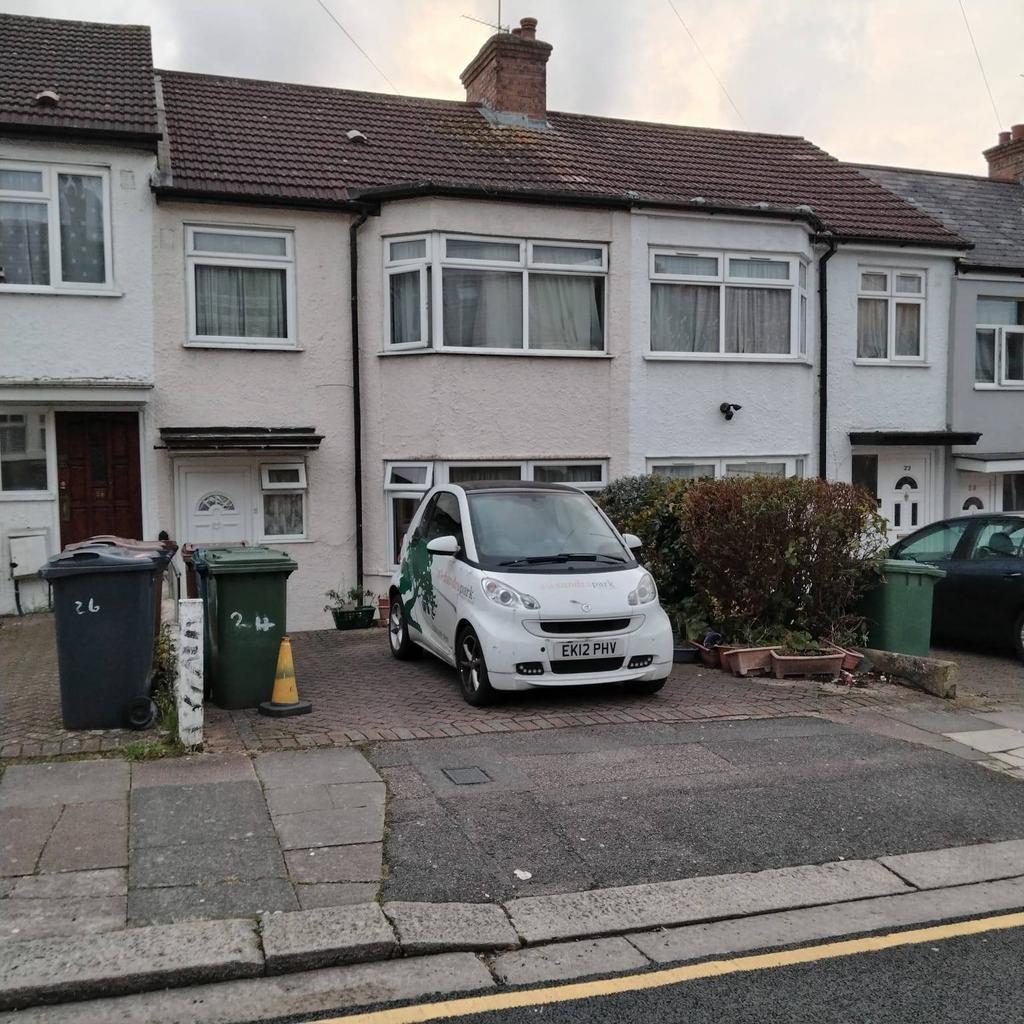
[558,639,619,659]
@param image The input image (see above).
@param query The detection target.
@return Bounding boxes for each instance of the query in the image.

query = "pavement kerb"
[3,840,1024,1012]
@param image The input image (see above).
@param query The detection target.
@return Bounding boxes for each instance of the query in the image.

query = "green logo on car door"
[399,537,436,632]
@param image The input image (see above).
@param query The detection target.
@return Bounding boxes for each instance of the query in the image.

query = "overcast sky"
[4,0,1022,174]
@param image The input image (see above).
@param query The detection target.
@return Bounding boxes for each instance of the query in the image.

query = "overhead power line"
[312,0,400,93]
[957,0,1002,130]
[666,0,747,129]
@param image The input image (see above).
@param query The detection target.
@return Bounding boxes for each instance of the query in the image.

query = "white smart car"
[387,481,673,705]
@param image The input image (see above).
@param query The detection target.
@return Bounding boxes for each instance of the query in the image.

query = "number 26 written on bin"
[74,598,100,615]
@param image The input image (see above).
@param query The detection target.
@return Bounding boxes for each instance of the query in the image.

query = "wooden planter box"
[330,606,376,630]
[725,646,780,677]
[770,649,845,679]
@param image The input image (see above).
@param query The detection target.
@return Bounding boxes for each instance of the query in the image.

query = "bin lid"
[39,546,160,579]
[200,546,298,575]
[879,557,947,579]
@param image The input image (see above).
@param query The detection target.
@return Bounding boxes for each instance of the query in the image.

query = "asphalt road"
[370,717,1024,903]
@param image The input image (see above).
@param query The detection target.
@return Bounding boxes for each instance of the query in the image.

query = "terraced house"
[2,11,1017,628]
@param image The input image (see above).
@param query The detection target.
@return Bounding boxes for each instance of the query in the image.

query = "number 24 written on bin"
[229,612,276,632]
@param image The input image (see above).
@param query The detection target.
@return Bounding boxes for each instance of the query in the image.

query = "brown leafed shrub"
[680,476,889,643]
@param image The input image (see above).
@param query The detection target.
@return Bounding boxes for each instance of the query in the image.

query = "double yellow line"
[320,911,1024,1023]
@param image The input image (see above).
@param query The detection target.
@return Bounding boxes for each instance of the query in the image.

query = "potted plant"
[688,630,724,669]
[669,604,701,664]
[324,585,377,630]
[769,630,845,679]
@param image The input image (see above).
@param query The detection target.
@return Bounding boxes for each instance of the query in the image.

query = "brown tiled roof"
[157,69,964,247]
[0,14,158,140]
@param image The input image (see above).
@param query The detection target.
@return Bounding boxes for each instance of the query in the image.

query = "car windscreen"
[466,490,634,571]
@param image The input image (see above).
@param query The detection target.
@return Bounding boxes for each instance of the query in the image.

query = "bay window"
[975,296,1024,387]
[384,234,607,353]
[856,268,925,361]
[186,226,296,347]
[0,163,111,289]
[649,250,804,357]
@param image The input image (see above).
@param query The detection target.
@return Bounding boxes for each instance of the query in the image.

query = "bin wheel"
[124,697,158,731]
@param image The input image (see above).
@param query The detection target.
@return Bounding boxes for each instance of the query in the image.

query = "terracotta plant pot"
[726,646,781,678]
[714,644,739,671]
[826,644,862,672]
[689,640,721,669]
[770,649,845,679]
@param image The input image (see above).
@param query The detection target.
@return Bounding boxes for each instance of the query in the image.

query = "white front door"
[876,450,932,540]
[180,467,253,545]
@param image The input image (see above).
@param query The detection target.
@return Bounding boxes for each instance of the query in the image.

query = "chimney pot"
[999,131,1012,145]
[1012,124,1024,141]
[511,26,521,36]
[519,17,537,39]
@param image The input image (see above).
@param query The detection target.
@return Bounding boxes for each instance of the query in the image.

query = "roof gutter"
[956,260,1024,278]
[0,121,161,150]
[817,235,838,480]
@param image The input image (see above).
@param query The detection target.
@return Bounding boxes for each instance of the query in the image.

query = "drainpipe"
[350,209,370,590]
[817,237,838,479]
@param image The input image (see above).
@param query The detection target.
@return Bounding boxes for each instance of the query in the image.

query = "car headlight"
[628,572,658,606]
[481,577,540,611]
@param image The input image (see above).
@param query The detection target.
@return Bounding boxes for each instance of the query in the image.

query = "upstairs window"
[384,234,607,354]
[975,296,1024,387]
[649,250,804,358]
[186,226,296,348]
[0,163,111,289]
[856,269,925,361]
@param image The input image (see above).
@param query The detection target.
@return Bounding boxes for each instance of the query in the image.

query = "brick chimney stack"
[460,16,552,125]
[983,124,1024,182]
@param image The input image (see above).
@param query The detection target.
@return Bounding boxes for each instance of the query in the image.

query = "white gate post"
[176,598,204,747]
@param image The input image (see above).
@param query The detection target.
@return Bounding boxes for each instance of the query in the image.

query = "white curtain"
[389,270,421,345]
[894,303,920,357]
[1004,474,1024,512]
[448,465,522,483]
[725,287,790,353]
[533,464,601,484]
[263,493,303,535]
[58,174,105,283]
[529,274,603,350]
[857,297,888,358]
[0,201,49,285]
[442,269,523,348]
[975,330,996,383]
[195,265,287,338]
[651,283,719,352]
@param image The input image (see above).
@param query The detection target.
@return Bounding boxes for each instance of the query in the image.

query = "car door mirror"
[426,535,460,556]
[621,533,642,552]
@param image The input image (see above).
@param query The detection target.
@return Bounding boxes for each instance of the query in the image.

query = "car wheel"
[388,596,419,661]
[456,625,497,706]
[1014,610,1024,663]
[626,676,668,696]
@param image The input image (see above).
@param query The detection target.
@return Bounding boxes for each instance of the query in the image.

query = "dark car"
[890,513,1024,661]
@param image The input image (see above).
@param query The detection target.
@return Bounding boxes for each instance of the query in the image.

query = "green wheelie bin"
[193,546,297,709]
[858,558,946,657]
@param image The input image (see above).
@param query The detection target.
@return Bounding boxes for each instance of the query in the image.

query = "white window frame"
[647,456,805,479]
[855,267,926,364]
[257,458,308,542]
[384,461,434,567]
[0,407,54,499]
[975,297,1024,390]
[382,232,609,355]
[0,161,113,292]
[648,248,802,360]
[185,225,298,349]
[526,460,607,491]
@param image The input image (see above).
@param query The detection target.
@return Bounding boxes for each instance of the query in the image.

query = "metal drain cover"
[442,766,492,785]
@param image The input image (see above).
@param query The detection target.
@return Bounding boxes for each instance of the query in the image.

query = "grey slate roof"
[857,164,1024,270]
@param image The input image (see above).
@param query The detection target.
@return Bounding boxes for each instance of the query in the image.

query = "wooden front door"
[56,412,142,546]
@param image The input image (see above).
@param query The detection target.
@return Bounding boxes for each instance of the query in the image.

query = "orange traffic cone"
[259,636,312,717]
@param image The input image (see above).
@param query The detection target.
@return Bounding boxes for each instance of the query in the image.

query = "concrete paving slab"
[284,843,382,883]
[0,762,129,810]
[0,952,494,1024]
[255,748,380,789]
[272,805,385,850]
[264,784,333,817]
[629,874,1024,964]
[975,711,1024,731]
[11,869,126,900]
[384,900,519,954]
[943,728,1024,753]
[992,751,1024,768]
[493,936,649,985]
[130,781,274,847]
[295,883,380,910]
[0,918,261,1011]
[0,896,126,943]
[0,807,60,877]
[879,839,1024,889]
[327,782,387,809]
[260,902,396,974]
[130,837,287,888]
[127,879,298,926]
[504,859,911,944]
[130,754,256,789]
[38,801,127,873]
[0,881,13,898]
[883,710,1002,734]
